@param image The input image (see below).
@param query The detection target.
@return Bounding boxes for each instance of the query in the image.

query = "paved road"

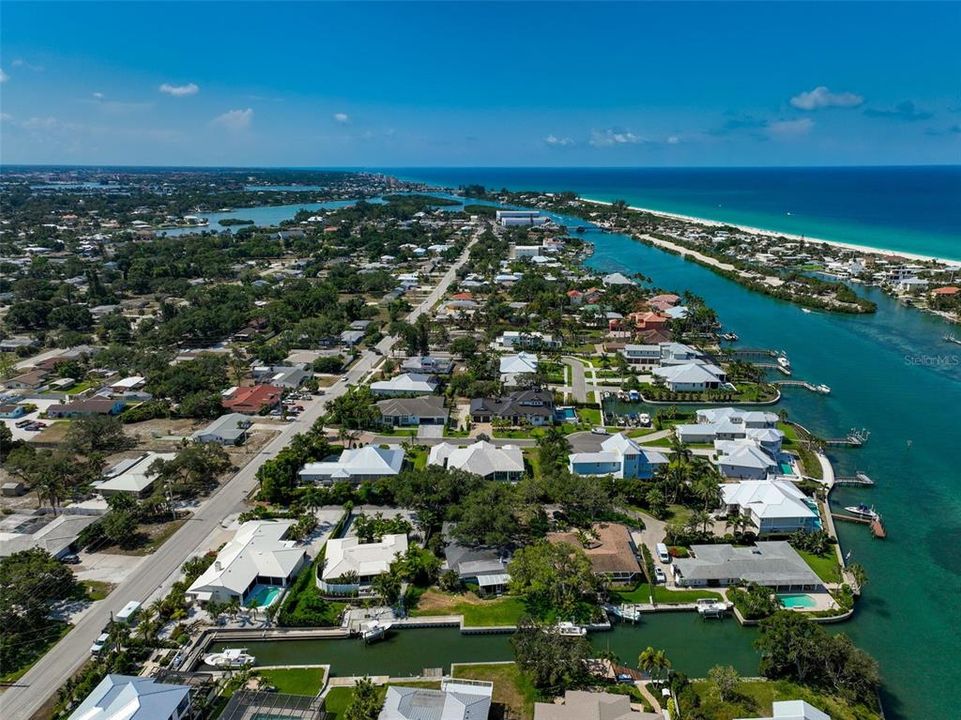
[0,237,478,720]
[561,357,587,403]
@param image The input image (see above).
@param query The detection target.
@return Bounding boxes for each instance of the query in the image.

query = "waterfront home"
[721,480,819,535]
[47,397,126,418]
[470,388,555,426]
[715,439,779,479]
[627,310,670,332]
[442,524,511,594]
[548,522,641,582]
[376,396,449,427]
[379,680,493,720]
[620,343,662,367]
[92,452,176,498]
[369,372,439,397]
[299,444,405,485]
[496,209,548,227]
[186,520,306,606]
[649,293,681,311]
[534,690,659,720]
[672,541,821,591]
[221,384,282,414]
[602,272,636,286]
[653,362,727,392]
[320,533,408,592]
[675,420,746,444]
[66,674,191,720]
[735,700,830,720]
[428,440,525,481]
[659,342,704,365]
[191,413,252,445]
[401,355,453,375]
[696,407,779,428]
[568,433,668,480]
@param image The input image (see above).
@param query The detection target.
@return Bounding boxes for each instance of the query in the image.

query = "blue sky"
[1,1,959,167]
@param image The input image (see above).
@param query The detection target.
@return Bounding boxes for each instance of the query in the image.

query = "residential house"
[696,407,778,428]
[735,700,831,720]
[568,433,668,480]
[442,523,511,594]
[376,396,449,427]
[620,344,661,367]
[0,403,27,419]
[648,293,681,311]
[0,512,101,559]
[251,365,309,389]
[534,690,660,720]
[191,413,252,445]
[187,520,306,605]
[4,369,49,390]
[715,439,779,479]
[428,440,525,481]
[547,523,641,582]
[721,480,820,535]
[379,680,493,720]
[340,329,366,346]
[401,356,453,375]
[602,272,636,286]
[499,352,540,386]
[628,311,670,332]
[672,541,822,591]
[109,376,146,393]
[370,372,439,397]
[320,533,408,592]
[93,452,176,498]
[653,362,727,392]
[299,444,405,484]
[66,674,191,720]
[221,385,282,414]
[497,331,559,350]
[496,210,547,227]
[470,389,554,426]
[47,398,126,418]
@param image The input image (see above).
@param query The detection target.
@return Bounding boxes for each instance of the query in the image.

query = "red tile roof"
[223,384,282,413]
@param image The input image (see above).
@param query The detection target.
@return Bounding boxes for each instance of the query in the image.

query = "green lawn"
[453,663,537,720]
[409,590,528,627]
[408,447,428,470]
[615,583,722,605]
[523,449,542,479]
[323,681,441,720]
[259,667,326,695]
[690,678,881,720]
[798,550,843,584]
[65,379,98,395]
[578,408,601,425]
[778,422,799,446]
[83,580,114,601]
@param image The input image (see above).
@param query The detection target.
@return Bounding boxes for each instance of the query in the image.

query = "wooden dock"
[831,512,887,538]
[834,472,875,487]
[824,429,871,447]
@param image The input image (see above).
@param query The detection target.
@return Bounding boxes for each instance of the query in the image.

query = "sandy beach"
[582,198,961,268]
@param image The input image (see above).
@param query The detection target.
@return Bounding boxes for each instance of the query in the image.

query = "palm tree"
[371,571,401,606]
[690,509,713,535]
[638,646,672,684]
[668,431,692,464]
[692,472,722,512]
[725,513,752,537]
[848,562,868,592]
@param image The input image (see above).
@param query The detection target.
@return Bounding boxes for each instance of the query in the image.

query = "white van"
[655,542,671,564]
[116,600,142,625]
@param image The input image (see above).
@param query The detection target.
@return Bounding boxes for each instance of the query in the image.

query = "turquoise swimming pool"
[778,593,817,609]
[555,406,578,421]
[779,461,794,475]
[245,584,283,608]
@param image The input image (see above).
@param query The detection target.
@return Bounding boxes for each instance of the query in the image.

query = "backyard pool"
[555,406,578,422]
[245,585,283,608]
[777,593,817,609]
[779,461,795,475]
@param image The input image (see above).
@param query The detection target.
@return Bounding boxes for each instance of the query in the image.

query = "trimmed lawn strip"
[453,663,537,720]
[259,667,326,695]
[798,550,842,584]
[615,583,722,605]
[83,580,115,601]
[410,589,527,627]
[691,678,881,720]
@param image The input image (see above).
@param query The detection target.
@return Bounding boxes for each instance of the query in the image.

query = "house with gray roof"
[429,440,524,481]
[376,396,449,427]
[191,413,253,445]
[672,541,822,591]
[401,355,453,375]
[66,674,190,720]
[470,388,554,426]
[715,439,779,479]
[379,679,493,720]
[653,362,727,392]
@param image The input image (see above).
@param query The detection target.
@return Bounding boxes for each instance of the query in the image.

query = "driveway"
[561,357,587,403]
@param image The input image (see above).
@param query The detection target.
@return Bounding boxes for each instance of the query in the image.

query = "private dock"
[774,379,831,393]
[832,512,887,538]
[834,472,875,487]
[824,429,871,447]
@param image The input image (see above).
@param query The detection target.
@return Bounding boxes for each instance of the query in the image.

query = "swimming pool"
[779,461,794,475]
[777,593,817,609]
[245,584,283,608]
[555,406,578,421]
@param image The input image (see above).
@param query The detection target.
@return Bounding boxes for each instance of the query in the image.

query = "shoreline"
[581,197,961,268]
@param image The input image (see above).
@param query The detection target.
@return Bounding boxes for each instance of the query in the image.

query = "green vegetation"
[83,580,115,601]
[453,663,537,720]
[687,678,882,720]
[797,549,843,584]
[615,582,722,605]
[258,667,326,695]
[409,590,528,627]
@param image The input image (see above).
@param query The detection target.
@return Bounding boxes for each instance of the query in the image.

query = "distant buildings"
[496,209,548,227]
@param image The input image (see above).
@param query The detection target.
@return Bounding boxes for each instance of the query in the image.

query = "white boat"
[816,384,831,394]
[203,648,255,668]
[777,356,792,369]
[844,504,880,520]
[801,308,812,314]
[637,413,651,426]
[360,619,391,643]
[551,621,588,637]
[695,599,732,618]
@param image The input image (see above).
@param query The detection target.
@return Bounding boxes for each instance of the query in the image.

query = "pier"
[824,428,871,447]
[832,512,887,539]
[834,472,875,487]
[773,380,828,393]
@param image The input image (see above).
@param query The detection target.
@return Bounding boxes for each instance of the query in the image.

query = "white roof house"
[299,445,405,485]
[653,362,727,392]
[369,373,439,397]
[191,413,252,445]
[110,375,147,392]
[722,480,819,534]
[715,440,779,480]
[568,433,669,480]
[66,674,190,720]
[322,533,408,583]
[379,680,493,720]
[737,700,830,720]
[92,452,176,497]
[696,407,778,428]
[187,520,306,605]
[428,441,524,481]
[499,352,539,374]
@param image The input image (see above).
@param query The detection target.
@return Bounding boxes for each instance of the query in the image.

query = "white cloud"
[544,134,574,147]
[333,112,350,124]
[159,82,199,97]
[92,92,105,100]
[211,108,253,131]
[0,69,8,84]
[22,116,60,130]
[666,135,681,145]
[0,112,13,123]
[589,128,645,147]
[767,118,814,138]
[790,86,863,110]
[12,58,44,72]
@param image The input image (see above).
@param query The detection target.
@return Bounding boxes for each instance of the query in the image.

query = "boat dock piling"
[775,379,828,392]
[834,472,875,487]
[824,428,871,447]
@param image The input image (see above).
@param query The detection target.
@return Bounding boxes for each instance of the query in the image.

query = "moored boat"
[360,619,391,643]
[203,648,255,668]
[816,384,831,394]
[549,621,588,637]
[844,503,880,520]
[695,599,732,618]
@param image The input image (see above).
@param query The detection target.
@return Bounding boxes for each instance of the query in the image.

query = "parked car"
[15,418,33,428]
[654,567,667,584]
[60,554,81,565]
[591,426,609,435]
[90,632,110,655]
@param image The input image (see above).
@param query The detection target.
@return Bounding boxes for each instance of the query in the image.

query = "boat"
[719,332,739,342]
[944,335,961,346]
[801,308,812,314]
[360,619,391,643]
[637,413,651,426]
[777,356,791,370]
[628,389,640,402]
[203,648,255,668]
[549,621,588,637]
[844,504,880,520]
[695,599,732,618]
[816,384,831,394]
